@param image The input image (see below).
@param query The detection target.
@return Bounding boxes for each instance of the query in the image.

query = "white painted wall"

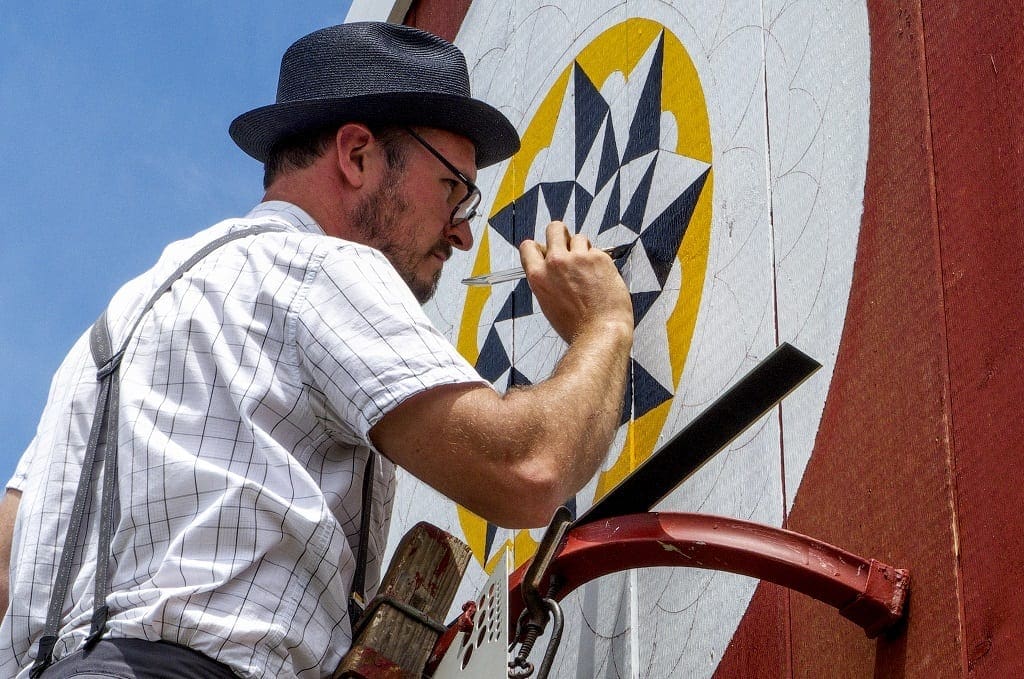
[383,1,870,675]
[344,0,406,23]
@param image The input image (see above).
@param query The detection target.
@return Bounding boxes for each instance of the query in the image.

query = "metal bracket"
[508,507,573,678]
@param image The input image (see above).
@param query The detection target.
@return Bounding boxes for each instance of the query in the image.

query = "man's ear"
[334,123,375,189]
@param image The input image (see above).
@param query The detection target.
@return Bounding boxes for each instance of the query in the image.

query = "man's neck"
[262,174,345,239]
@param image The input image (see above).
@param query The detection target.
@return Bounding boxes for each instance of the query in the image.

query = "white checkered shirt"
[1,202,488,678]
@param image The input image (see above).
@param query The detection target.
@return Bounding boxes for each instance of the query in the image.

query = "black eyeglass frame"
[404,127,482,226]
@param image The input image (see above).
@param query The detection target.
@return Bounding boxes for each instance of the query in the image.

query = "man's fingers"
[544,221,572,255]
[521,223,599,278]
[568,232,591,253]
[519,239,546,270]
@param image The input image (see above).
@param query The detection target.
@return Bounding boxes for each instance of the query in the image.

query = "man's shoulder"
[208,202,385,267]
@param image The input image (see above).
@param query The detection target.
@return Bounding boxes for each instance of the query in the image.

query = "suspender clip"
[84,604,110,649]
[29,634,58,678]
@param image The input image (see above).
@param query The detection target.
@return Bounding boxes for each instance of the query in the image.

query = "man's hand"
[519,222,634,343]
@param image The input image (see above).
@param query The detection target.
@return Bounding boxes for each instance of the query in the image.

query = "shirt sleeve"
[6,440,35,492]
[294,242,490,448]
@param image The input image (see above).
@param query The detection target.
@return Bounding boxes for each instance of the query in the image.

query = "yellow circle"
[457,18,714,569]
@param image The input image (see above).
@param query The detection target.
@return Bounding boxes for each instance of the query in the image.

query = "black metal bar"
[575,343,821,527]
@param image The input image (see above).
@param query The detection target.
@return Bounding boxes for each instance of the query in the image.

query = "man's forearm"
[369,320,631,528]
[371,223,635,528]
[0,489,21,615]
[503,318,632,501]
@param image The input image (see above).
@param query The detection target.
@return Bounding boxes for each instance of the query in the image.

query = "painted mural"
[384,0,872,675]
[457,18,714,571]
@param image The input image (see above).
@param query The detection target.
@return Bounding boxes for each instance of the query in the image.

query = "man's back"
[1,202,485,677]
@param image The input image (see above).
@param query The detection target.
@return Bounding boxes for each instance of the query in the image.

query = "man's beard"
[349,169,450,304]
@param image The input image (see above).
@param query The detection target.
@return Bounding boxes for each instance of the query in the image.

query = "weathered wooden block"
[335,522,472,678]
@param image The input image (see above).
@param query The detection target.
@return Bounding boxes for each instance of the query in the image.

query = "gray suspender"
[26,225,389,675]
[29,311,120,678]
[348,451,375,628]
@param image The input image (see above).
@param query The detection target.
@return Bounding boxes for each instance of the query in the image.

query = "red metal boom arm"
[508,512,909,639]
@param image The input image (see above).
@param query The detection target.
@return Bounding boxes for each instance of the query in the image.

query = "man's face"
[350,128,478,304]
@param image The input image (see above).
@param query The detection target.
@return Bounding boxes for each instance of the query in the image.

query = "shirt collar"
[245,201,325,236]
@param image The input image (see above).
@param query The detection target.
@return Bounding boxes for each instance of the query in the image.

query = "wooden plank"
[725,0,979,675]
[576,343,819,526]
[919,1,1024,674]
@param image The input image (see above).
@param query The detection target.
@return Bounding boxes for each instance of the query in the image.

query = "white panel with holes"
[434,549,510,677]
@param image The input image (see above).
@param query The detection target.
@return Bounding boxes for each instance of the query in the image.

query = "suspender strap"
[348,453,376,629]
[29,314,119,678]
[117,226,285,355]
[30,225,284,677]
[85,310,121,648]
[86,312,120,647]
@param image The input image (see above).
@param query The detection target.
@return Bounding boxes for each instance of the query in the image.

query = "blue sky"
[0,2,355,481]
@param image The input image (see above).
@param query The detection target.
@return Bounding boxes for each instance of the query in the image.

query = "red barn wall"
[719,1,1023,675]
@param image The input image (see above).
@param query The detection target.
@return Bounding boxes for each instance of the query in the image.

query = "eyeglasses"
[404,127,482,226]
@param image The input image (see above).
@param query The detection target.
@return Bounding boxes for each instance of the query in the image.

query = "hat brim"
[229,92,520,169]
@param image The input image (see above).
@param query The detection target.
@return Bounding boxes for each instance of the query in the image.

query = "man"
[0,22,633,678]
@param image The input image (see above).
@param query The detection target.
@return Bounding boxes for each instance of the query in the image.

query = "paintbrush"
[461,242,635,286]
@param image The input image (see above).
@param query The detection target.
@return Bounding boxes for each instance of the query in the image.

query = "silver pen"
[461,242,635,286]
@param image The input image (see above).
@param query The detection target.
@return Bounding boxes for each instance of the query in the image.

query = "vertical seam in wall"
[625,17,640,676]
[506,0,521,580]
[915,0,966,673]
[760,2,786,522]
[629,568,641,679]
[758,1,792,677]
[759,0,784,511]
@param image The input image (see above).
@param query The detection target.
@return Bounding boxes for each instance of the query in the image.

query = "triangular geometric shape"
[541,181,575,222]
[633,311,675,400]
[620,240,661,294]
[595,224,641,254]
[511,278,534,319]
[484,522,497,562]
[574,183,594,232]
[641,167,709,287]
[494,290,516,324]
[633,150,710,233]
[632,356,674,419]
[487,200,516,246]
[630,290,662,325]
[574,62,610,177]
[598,174,621,234]
[514,185,543,245]
[475,326,510,382]
[508,367,534,389]
[621,155,657,233]
[576,117,605,197]
[646,253,675,291]
[596,119,620,194]
[622,33,665,165]
[488,184,542,247]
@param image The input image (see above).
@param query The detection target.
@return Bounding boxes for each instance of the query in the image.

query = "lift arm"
[508,511,909,640]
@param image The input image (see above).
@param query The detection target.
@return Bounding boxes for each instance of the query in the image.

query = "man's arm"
[0,489,20,615]
[371,223,633,528]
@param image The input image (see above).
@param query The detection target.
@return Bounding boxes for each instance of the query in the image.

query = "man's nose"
[445,219,475,251]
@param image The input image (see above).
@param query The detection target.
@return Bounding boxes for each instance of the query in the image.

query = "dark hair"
[262,124,409,189]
